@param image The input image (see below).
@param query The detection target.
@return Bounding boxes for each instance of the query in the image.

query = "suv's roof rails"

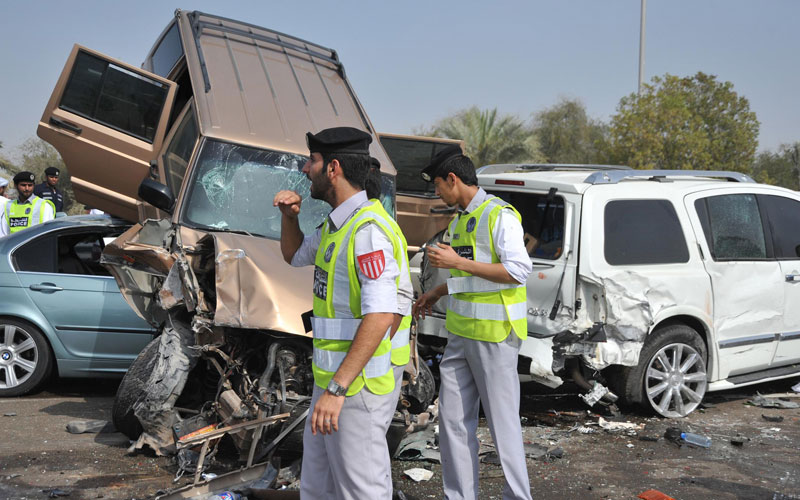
[584,169,755,185]
[477,163,631,175]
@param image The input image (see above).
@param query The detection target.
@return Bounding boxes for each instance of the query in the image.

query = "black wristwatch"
[326,379,348,397]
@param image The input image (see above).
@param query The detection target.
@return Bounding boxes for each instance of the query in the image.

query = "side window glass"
[701,194,767,260]
[380,137,436,195]
[13,235,56,273]
[150,23,184,77]
[605,200,689,265]
[162,107,198,195]
[60,50,170,143]
[761,195,800,259]
[56,231,123,276]
[379,173,396,218]
[487,190,565,260]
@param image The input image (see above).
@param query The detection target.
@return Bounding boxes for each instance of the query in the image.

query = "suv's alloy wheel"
[610,324,708,418]
[639,325,708,418]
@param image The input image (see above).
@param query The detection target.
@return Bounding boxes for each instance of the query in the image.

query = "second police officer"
[33,166,65,212]
[413,145,533,500]
[272,127,412,500]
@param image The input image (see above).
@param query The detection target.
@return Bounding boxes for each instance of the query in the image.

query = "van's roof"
[478,166,759,195]
[172,10,393,171]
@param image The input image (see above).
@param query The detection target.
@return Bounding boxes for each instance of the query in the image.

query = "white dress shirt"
[291,191,412,316]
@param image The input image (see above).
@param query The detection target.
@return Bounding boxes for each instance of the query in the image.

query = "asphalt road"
[1,377,799,499]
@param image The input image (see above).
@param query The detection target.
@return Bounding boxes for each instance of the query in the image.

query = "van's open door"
[38,45,177,222]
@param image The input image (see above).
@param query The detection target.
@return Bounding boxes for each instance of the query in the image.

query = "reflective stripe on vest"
[311,201,404,396]
[448,296,528,322]
[446,196,527,342]
[446,275,521,294]
[5,196,53,234]
[391,315,411,366]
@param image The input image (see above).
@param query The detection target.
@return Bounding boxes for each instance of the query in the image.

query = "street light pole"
[638,0,647,94]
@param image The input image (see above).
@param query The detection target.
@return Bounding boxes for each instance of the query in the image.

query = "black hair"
[433,155,478,186]
[322,152,370,192]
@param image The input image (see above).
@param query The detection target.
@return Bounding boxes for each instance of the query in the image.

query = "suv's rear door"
[759,193,800,366]
[38,45,177,222]
[686,190,783,378]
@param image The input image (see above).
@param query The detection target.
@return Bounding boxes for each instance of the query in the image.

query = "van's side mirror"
[138,178,175,214]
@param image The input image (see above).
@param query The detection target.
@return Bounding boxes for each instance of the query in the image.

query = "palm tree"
[427,107,542,167]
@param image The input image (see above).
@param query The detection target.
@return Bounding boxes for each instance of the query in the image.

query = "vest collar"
[328,190,368,231]
[15,195,38,206]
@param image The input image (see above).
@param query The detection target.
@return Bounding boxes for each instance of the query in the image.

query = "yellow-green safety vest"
[445,196,527,342]
[311,201,409,396]
[4,196,55,234]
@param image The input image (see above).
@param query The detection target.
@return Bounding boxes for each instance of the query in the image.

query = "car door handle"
[430,206,457,214]
[49,117,82,135]
[29,283,64,292]
[787,274,800,282]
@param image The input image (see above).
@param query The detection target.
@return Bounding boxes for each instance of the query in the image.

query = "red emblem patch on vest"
[357,250,385,279]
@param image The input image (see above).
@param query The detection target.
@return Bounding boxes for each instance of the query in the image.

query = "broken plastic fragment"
[598,417,644,432]
[65,420,115,434]
[404,468,433,482]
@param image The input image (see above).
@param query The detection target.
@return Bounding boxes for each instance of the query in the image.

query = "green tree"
[750,142,800,190]
[422,107,544,167]
[604,72,759,171]
[533,98,608,164]
[11,138,81,214]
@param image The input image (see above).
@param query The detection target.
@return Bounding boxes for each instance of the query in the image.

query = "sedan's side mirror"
[138,178,175,214]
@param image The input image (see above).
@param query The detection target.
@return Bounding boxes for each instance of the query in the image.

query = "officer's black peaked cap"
[44,167,60,176]
[13,171,35,184]
[420,144,463,182]
[306,127,372,155]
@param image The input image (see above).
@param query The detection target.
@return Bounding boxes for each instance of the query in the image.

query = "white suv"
[416,166,800,418]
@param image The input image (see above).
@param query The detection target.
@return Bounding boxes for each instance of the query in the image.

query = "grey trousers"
[439,332,533,500]
[300,381,399,500]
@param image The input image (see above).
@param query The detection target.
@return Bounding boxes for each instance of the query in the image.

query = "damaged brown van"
[37,9,435,460]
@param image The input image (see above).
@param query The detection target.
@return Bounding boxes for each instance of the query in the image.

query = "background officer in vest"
[413,145,533,500]
[272,127,412,499]
[34,166,64,212]
[1,171,56,237]
[0,177,9,225]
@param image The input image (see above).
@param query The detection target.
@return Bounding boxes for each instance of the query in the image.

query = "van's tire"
[612,325,708,418]
[112,337,160,439]
[0,319,53,397]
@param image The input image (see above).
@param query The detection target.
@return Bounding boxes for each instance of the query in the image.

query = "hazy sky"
[1,0,798,159]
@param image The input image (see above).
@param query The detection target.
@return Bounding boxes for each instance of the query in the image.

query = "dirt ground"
[1,377,798,500]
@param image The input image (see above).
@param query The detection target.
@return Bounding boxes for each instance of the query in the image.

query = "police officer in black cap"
[34,166,64,212]
[1,171,56,236]
[272,126,412,499]
[413,145,533,500]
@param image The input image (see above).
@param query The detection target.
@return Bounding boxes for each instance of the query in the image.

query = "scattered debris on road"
[747,393,800,409]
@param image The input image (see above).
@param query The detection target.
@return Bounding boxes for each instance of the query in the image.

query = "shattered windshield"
[182,140,329,238]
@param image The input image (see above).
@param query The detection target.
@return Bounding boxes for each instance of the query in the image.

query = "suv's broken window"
[695,194,767,260]
[182,140,328,238]
[487,190,565,260]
